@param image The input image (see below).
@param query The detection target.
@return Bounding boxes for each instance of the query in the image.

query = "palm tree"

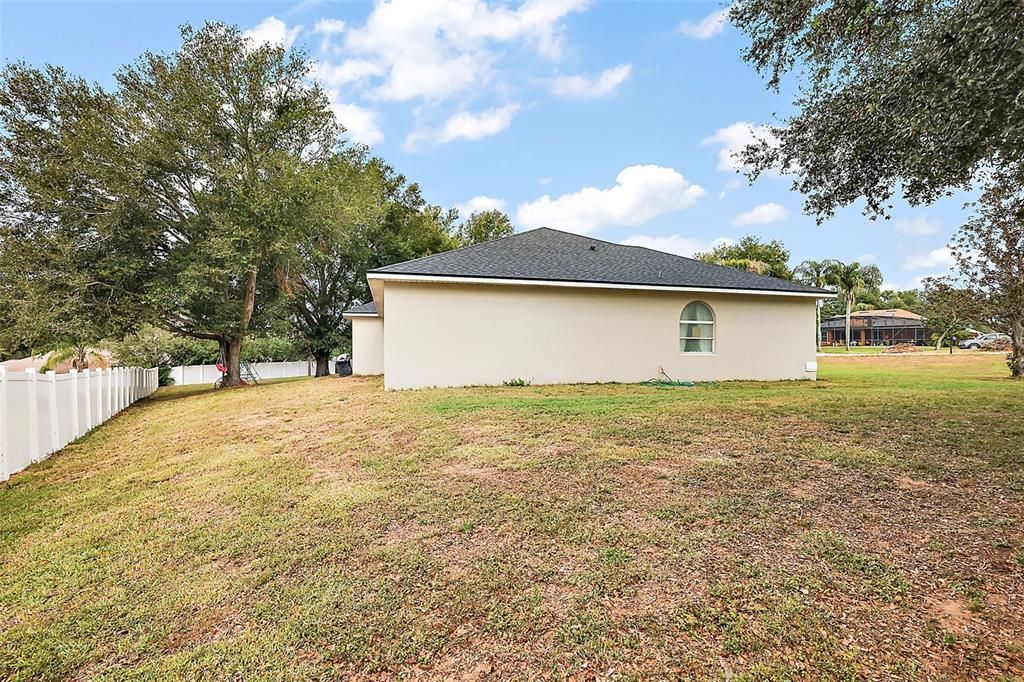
[794,259,837,350]
[39,345,107,372]
[825,261,883,350]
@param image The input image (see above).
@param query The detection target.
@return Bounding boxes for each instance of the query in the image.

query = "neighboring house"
[342,228,833,390]
[0,350,113,374]
[820,308,929,346]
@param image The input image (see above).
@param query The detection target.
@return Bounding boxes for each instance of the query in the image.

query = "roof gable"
[369,227,831,296]
[342,301,377,316]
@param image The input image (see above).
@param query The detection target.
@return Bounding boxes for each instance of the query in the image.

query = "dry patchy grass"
[1,356,1022,680]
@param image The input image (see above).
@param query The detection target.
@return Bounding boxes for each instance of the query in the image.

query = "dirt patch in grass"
[2,356,1023,679]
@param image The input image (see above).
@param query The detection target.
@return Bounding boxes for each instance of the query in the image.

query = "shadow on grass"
[145,376,316,405]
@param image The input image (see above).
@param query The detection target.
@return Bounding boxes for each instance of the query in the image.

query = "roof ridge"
[368,226,833,295]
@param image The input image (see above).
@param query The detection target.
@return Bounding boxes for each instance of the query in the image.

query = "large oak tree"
[732,0,1024,221]
[0,23,338,385]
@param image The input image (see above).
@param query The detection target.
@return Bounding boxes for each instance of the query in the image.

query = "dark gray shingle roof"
[370,228,831,295]
[343,301,377,315]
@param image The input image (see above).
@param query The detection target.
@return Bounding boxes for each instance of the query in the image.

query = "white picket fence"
[169,360,311,386]
[0,366,159,481]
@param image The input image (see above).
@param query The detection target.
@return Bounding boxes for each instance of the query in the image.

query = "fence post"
[96,368,104,424]
[84,368,93,432]
[46,371,59,457]
[104,368,112,420]
[0,366,8,482]
[70,369,81,439]
[26,369,40,463]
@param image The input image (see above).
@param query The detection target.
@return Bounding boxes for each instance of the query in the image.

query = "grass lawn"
[2,355,1022,680]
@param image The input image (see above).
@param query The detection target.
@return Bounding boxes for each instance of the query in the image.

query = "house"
[820,308,929,346]
[342,228,833,390]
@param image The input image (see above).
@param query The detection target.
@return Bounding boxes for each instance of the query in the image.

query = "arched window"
[680,302,715,353]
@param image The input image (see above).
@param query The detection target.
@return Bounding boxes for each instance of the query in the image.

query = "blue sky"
[1,0,967,290]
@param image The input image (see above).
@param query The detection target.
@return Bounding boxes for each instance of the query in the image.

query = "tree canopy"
[455,210,515,247]
[951,175,1024,376]
[0,22,338,384]
[695,235,793,279]
[732,0,1024,221]
[276,150,458,375]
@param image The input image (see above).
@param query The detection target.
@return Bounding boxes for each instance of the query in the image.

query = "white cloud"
[313,18,347,51]
[702,121,778,174]
[893,216,941,236]
[311,59,383,88]
[314,18,346,35]
[856,253,878,263]
[244,16,303,49]
[337,0,589,102]
[678,6,730,39]
[328,97,383,146]
[621,234,733,258]
[902,246,954,271]
[404,103,520,151]
[441,103,520,143]
[456,195,507,216]
[538,176,553,185]
[516,165,705,234]
[733,202,787,226]
[549,64,631,100]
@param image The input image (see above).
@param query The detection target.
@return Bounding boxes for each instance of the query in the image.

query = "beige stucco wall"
[351,316,384,375]
[381,281,817,390]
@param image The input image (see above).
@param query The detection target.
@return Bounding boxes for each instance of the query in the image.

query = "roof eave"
[366,272,836,298]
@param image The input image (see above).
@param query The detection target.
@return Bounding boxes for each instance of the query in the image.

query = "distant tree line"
[695,233,1014,358]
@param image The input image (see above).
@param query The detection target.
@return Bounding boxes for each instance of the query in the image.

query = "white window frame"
[679,301,715,354]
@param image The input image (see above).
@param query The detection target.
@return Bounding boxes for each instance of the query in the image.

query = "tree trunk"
[845,296,852,350]
[935,329,947,351]
[1011,318,1024,379]
[314,351,331,377]
[220,337,243,387]
[217,269,259,388]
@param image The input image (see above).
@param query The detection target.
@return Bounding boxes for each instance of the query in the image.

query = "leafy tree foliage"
[825,261,883,349]
[695,235,793,279]
[277,150,457,376]
[920,278,979,350]
[951,177,1024,377]
[456,210,515,247]
[732,0,1024,221]
[0,23,338,385]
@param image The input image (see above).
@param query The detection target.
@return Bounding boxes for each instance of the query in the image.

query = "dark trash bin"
[335,358,352,376]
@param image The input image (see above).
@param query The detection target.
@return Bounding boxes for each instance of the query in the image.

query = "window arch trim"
[679,301,715,354]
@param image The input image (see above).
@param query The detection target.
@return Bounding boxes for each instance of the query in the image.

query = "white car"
[958,333,1010,349]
